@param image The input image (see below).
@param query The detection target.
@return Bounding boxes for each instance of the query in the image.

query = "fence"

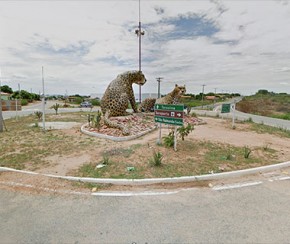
[1,100,22,111]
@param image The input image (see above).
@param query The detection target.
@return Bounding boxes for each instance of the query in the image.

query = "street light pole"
[156,77,163,98]
[135,0,145,103]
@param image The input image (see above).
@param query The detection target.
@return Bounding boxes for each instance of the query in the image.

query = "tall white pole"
[42,66,46,132]
[135,0,144,103]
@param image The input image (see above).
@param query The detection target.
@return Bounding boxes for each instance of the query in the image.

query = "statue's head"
[174,84,186,96]
[120,70,147,85]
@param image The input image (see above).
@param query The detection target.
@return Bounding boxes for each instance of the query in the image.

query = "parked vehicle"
[80,101,92,108]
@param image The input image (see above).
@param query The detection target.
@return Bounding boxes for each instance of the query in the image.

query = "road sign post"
[221,103,231,113]
[154,104,184,151]
[221,103,236,128]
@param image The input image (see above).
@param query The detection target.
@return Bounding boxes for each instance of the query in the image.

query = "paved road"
[1,178,290,243]
[2,101,99,120]
[194,100,290,131]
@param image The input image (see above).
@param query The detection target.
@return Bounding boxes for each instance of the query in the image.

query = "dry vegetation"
[1,112,290,180]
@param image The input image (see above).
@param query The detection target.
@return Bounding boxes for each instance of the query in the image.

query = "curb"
[80,123,157,141]
[1,161,290,186]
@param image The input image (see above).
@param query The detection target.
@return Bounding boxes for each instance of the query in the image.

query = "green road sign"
[154,116,183,126]
[154,104,184,126]
[221,103,231,113]
[154,104,184,111]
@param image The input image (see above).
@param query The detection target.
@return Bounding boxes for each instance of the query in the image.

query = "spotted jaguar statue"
[156,84,186,104]
[138,84,186,112]
[138,98,156,112]
[100,70,147,135]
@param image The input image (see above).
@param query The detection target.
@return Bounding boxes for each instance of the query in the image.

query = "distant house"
[205,96,216,101]
[0,92,11,101]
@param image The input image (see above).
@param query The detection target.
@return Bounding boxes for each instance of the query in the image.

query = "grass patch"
[249,123,290,138]
[0,112,102,170]
[0,112,285,179]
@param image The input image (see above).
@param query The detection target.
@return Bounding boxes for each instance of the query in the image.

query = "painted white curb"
[80,123,157,141]
[1,160,290,186]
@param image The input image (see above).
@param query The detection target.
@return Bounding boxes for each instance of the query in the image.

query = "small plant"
[244,146,252,159]
[163,131,175,147]
[52,103,60,115]
[102,155,110,165]
[263,143,270,151]
[34,111,43,121]
[177,123,194,141]
[246,117,253,123]
[87,114,92,126]
[226,150,233,160]
[190,112,197,117]
[92,111,102,130]
[149,151,163,166]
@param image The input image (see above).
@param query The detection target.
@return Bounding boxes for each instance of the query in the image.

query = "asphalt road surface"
[2,101,99,120]
[1,178,290,243]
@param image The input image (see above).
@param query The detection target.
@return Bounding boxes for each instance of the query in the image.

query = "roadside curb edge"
[1,161,290,186]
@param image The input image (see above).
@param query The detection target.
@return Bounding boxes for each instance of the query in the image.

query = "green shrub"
[91,99,101,106]
[92,111,102,130]
[177,124,194,141]
[34,111,43,121]
[244,146,252,159]
[149,151,163,166]
[52,103,60,115]
[163,131,175,147]
[21,99,28,106]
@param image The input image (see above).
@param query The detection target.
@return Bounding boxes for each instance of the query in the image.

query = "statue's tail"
[103,110,130,135]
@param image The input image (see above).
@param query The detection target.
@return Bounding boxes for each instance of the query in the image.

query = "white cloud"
[0,0,290,95]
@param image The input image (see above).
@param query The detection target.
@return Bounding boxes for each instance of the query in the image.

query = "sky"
[1,0,290,96]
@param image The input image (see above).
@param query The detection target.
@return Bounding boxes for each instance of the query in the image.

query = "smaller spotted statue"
[138,84,186,112]
[100,70,147,135]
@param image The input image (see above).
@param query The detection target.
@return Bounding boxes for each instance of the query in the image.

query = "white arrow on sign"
[177,113,182,117]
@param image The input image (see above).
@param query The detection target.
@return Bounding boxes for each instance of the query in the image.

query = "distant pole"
[214,87,217,107]
[0,69,3,132]
[201,84,206,108]
[135,0,145,102]
[42,66,46,132]
[156,77,163,98]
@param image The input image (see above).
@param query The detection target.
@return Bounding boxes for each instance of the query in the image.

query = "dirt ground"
[1,116,290,194]
[36,117,290,176]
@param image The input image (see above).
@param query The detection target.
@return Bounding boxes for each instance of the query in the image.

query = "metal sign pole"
[232,103,236,128]
[174,126,177,151]
[157,122,162,144]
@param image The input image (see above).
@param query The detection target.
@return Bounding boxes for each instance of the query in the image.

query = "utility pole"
[135,0,145,103]
[214,87,217,107]
[201,84,206,108]
[156,77,163,98]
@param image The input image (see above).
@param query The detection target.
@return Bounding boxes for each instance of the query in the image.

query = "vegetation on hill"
[236,90,290,120]
[180,92,240,108]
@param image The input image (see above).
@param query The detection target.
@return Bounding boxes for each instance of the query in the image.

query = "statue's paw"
[122,127,130,136]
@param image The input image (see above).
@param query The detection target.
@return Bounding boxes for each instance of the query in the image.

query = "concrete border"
[1,160,290,186]
[80,123,157,141]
